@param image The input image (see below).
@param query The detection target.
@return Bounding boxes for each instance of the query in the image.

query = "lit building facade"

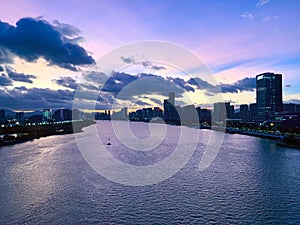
[256,73,283,120]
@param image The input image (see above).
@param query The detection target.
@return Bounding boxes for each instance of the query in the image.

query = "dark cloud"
[0,17,95,70]
[29,70,258,111]
[97,93,114,105]
[54,76,78,89]
[218,83,239,93]
[168,77,195,92]
[79,71,185,101]
[120,56,135,64]
[14,86,27,91]
[0,48,13,63]
[187,77,216,91]
[140,61,166,70]
[0,86,74,110]
[84,71,108,86]
[218,77,256,93]
[0,65,4,72]
[6,67,36,83]
[151,65,166,70]
[231,77,256,91]
[187,77,256,94]
[0,73,12,86]
[101,71,138,96]
[79,71,257,103]
[120,56,166,71]
[114,74,185,100]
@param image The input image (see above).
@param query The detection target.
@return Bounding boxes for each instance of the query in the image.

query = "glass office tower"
[256,73,283,120]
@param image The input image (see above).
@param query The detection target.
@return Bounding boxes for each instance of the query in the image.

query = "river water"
[1,121,300,224]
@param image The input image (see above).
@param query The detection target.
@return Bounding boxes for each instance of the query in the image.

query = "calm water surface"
[1,121,300,224]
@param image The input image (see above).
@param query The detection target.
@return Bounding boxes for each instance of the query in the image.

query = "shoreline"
[2,119,299,150]
[0,120,96,147]
[114,120,300,149]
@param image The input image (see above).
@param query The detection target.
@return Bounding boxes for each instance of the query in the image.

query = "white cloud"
[262,15,278,22]
[256,0,270,6]
[262,16,270,22]
[241,12,254,19]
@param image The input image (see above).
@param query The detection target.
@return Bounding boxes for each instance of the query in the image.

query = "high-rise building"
[53,109,72,121]
[227,103,235,119]
[111,107,128,120]
[42,109,52,122]
[196,107,211,124]
[256,72,283,120]
[168,92,175,106]
[249,103,258,121]
[213,102,226,122]
[239,104,249,123]
[180,105,198,124]
[153,107,163,118]
[163,92,178,123]
[283,103,298,113]
[213,102,234,122]
[15,112,25,122]
[142,108,153,121]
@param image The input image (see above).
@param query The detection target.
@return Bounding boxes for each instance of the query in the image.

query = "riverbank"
[225,128,282,140]
[106,119,292,141]
[0,120,96,147]
[212,126,300,149]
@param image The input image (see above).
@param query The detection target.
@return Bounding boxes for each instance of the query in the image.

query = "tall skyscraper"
[42,109,52,122]
[213,102,234,122]
[213,102,226,122]
[111,107,128,120]
[164,99,173,122]
[249,103,258,121]
[53,109,72,121]
[196,107,211,123]
[239,104,249,123]
[15,112,25,122]
[168,92,175,106]
[256,72,283,120]
[163,92,179,123]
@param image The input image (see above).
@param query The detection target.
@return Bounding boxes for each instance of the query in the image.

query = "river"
[1,121,300,224]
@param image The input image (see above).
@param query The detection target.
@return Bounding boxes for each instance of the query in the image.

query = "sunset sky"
[1,0,300,110]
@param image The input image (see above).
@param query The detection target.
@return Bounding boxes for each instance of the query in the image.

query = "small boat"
[107,138,111,146]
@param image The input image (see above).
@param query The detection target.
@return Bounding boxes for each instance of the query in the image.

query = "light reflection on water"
[1,121,300,224]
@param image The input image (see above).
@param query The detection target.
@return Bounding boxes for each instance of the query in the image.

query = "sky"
[0,0,300,111]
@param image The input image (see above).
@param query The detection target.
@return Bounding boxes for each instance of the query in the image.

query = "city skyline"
[1,1,300,111]
[2,2,300,224]
[2,73,300,127]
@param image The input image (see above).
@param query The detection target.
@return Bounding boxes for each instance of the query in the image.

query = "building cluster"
[231,73,300,129]
[107,72,300,129]
[129,107,163,122]
[1,72,299,129]
[0,108,88,126]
